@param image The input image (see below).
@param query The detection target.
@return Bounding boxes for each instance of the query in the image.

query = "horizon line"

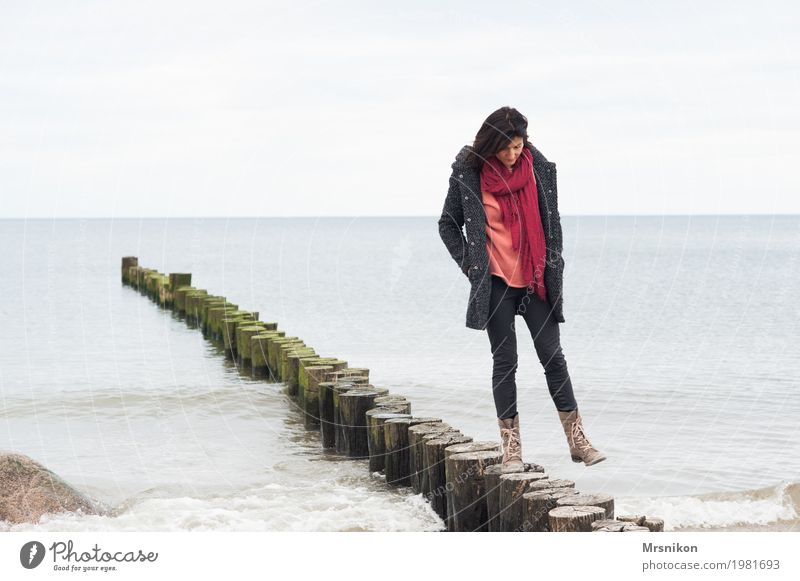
[1,212,799,220]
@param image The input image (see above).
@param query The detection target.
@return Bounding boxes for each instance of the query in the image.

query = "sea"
[0,215,798,532]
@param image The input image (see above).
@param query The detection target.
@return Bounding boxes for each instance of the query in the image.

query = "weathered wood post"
[445,449,503,532]
[318,381,338,449]
[555,493,615,521]
[424,432,471,519]
[339,389,384,458]
[409,423,453,494]
[332,381,370,453]
[443,442,502,532]
[298,359,346,417]
[250,332,286,377]
[121,257,138,284]
[184,290,209,325]
[168,273,192,308]
[498,471,550,531]
[236,323,271,367]
[301,365,334,429]
[366,410,412,471]
[281,344,319,382]
[373,395,409,409]
[174,286,196,315]
[485,465,546,531]
[383,417,442,487]
[548,506,606,532]
[221,312,258,359]
[591,520,651,532]
[284,349,318,393]
[615,515,664,532]
[520,487,579,532]
[266,337,303,379]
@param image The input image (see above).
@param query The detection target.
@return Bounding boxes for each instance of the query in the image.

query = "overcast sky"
[1,0,798,218]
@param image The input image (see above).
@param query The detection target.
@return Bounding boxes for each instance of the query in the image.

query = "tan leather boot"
[497,413,524,473]
[557,408,607,466]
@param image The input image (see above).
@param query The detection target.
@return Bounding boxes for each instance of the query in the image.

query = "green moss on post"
[250,333,289,378]
[301,365,334,429]
[268,337,303,378]
[236,324,270,366]
[282,349,317,395]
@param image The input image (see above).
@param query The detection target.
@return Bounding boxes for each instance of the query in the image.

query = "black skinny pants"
[486,274,578,419]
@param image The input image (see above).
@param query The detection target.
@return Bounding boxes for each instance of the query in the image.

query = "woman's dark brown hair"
[465,106,530,169]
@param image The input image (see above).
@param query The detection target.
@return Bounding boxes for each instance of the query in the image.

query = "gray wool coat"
[437,142,566,330]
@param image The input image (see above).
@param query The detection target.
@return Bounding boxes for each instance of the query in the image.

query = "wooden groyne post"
[121,256,665,533]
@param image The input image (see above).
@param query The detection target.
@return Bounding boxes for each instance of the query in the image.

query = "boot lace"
[501,427,522,460]
[570,417,595,453]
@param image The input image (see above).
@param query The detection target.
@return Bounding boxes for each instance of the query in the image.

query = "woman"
[437,106,606,473]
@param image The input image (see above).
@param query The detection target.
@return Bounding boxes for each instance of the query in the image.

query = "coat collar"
[452,142,553,175]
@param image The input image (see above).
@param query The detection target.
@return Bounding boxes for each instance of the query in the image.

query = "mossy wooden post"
[145,272,161,301]
[443,442,502,532]
[200,300,227,338]
[367,411,412,472]
[298,358,342,411]
[206,302,237,341]
[266,337,302,380]
[555,493,615,520]
[197,296,221,330]
[121,257,138,284]
[520,488,579,532]
[284,350,317,394]
[221,315,252,359]
[445,450,503,532]
[250,332,285,377]
[209,305,239,344]
[168,273,191,307]
[498,471,551,532]
[139,268,157,295]
[424,433,471,519]
[267,337,302,379]
[548,506,606,532]
[338,390,381,458]
[409,423,452,494]
[302,365,333,429]
[282,347,333,391]
[156,274,170,307]
[185,290,209,325]
[237,324,270,367]
[174,286,195,315]
[383,417,442,487]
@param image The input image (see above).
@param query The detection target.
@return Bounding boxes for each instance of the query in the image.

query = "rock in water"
[0,452,103,524]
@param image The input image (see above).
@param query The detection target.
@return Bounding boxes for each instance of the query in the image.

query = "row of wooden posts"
[120,256,664,533]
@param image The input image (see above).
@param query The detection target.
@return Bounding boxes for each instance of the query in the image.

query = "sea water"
[1,215,798,531]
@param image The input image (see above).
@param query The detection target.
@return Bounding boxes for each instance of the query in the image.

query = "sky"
[1,0,798,218]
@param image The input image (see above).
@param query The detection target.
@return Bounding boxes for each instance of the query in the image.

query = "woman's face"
[495,136,524,169]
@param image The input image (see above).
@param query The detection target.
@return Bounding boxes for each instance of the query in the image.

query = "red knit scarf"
[480,146,547,301]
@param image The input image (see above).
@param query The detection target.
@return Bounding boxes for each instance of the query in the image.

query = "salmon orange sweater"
[482,189,547,301]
